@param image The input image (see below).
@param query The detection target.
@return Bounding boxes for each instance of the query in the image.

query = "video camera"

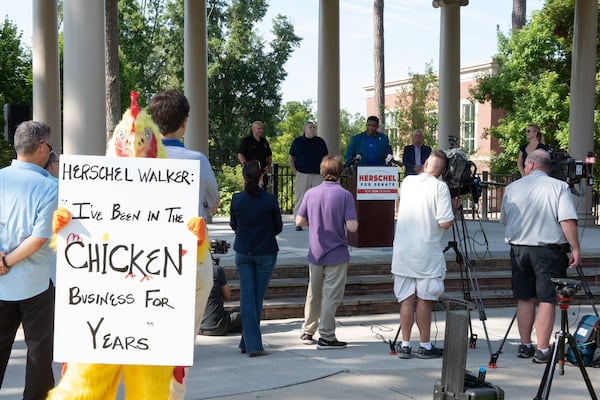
[548,149,595,195]
[550,277,581,298]
[443,147,483,203]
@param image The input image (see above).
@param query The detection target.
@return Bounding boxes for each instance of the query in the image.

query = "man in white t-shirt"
[391,150,455,359]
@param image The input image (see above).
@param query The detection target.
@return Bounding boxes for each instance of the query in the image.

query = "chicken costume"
[48,91,213,400]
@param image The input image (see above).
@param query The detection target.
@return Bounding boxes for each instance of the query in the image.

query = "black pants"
[0,284,55,400]
[200,309,242,336]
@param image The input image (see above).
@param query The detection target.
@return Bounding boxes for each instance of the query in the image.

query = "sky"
[0,0,545,115]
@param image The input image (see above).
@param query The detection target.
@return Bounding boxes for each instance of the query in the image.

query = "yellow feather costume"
[48,91,212,400]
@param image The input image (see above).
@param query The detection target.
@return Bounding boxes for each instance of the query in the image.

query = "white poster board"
[53,155,200,366]
[355,166,399,200]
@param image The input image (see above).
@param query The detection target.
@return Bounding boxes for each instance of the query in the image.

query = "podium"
[346,166,397,248]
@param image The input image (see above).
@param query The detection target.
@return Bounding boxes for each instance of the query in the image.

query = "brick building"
[364,59,503,172]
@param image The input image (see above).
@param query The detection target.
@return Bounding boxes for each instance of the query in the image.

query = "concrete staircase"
[222,257,600,320]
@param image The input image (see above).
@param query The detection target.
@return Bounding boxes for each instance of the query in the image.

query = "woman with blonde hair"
[517,124,548,177]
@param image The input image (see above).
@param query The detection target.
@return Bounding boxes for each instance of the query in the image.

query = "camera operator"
[501,149,580,364]
[391,150,455,359]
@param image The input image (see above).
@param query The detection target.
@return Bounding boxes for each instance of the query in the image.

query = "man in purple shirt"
[295,155,358,349]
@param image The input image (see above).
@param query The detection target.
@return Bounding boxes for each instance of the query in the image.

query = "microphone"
[344,154,362,169]
[385,154,403,168]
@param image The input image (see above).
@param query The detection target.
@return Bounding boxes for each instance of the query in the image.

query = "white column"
[317,0,340,156]
[63,0,106,155]
[32,0,61,152]
[434,0,467,150]
[184,0,209,155]
[569,0,597,225]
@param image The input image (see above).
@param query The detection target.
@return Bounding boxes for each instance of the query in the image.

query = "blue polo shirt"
[289,136,328,174]
[0,160,57,301]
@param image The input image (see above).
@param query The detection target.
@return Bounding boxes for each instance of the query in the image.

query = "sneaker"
[517,344,535,358]
[317,338,347,349]
[295,226,303,231]
[532,349,551,364]
[416,345,443,359]
[398,346,412,359]
[300,333,314,345]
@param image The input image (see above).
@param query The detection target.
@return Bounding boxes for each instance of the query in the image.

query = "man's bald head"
[525,149,551,175]
[423,150,448,178]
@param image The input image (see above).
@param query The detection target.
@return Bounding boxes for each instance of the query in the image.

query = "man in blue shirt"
[0,121,58,399]
[289,121,328,230]
[344,115,392,167]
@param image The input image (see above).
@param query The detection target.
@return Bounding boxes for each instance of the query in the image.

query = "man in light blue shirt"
[0,121,58,399]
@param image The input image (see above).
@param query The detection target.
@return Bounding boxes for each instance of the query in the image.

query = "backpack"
[567,315,600,367]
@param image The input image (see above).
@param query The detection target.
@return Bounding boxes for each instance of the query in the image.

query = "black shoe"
[398,346,412,359]
[249,350,269,357]
[532,348,551,364]
[317,338,347,349]
[416,345,443,359]
[517,344,535,358]
[300,333,314,345]
[295,226,303,231]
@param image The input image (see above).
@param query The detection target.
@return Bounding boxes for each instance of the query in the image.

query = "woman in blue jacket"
[230,160,283,357]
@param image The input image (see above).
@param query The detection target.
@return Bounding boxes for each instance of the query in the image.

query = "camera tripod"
[489,263,598,368]
[442,204,493,359]
[534,280,597,400]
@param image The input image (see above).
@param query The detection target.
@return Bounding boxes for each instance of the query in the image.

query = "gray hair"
[14,121,51,156]
[303,121,315,134]
[526,149,550,172]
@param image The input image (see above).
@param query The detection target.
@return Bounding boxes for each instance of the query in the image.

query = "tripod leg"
[576,264,599,316]
[389,322,401,354]
[489,310,517,368]
[534,330,562,400]
[565,332,598,400]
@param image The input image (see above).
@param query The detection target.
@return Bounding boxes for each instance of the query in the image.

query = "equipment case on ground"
[433,310,504,400]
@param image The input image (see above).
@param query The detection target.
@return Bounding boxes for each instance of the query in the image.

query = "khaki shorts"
[393,274,444,302]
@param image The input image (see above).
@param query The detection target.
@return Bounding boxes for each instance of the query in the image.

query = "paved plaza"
[2,217,600,399]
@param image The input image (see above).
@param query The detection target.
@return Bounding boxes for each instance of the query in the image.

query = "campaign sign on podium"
[347,166,398,247]
[53,155,199,366]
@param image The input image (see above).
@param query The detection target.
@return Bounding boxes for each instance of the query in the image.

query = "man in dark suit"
[344,116,392,167]
[402,129,432,176]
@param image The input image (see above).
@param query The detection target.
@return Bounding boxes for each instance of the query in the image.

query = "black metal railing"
[272,163,599,224]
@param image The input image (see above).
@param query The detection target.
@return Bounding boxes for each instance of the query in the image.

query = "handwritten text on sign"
[53,155,200,366]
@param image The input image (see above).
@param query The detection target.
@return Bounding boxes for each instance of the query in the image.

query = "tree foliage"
[392,63,439,151]
[470,0,599,175]
[0,17,31,167]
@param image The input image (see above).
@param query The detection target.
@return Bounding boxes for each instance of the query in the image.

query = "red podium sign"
[347,166,397,248]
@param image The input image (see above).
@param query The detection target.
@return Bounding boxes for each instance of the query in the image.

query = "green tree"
[159,0,301,167]
[118,0,168,108]
[470,0,599,175]
[0,17,31,167]
[393,63,439,151]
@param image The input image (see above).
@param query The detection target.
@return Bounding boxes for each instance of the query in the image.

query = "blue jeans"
[235,253,277,354]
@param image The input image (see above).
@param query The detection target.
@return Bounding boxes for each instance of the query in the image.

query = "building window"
[461,102,475,153]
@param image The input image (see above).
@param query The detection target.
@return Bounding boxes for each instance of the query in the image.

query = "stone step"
[224,267,600,301]
[226,286,600,320]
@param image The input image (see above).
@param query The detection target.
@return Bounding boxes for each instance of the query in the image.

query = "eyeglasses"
[40,141,53,152]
